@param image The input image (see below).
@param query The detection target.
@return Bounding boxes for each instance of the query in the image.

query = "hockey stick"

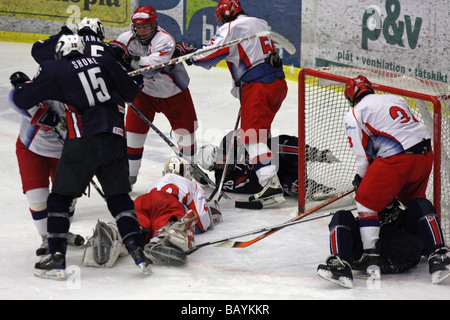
[207,107,241,202]
[185,211,336,256]
[127,30,296,77]
[185,187,355,254]
[219,187,356,248]
[127,103,230,199]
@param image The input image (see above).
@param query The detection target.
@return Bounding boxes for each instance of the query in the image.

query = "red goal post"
[298,67,449,243]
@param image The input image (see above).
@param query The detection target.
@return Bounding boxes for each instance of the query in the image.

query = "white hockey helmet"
[162,156,192,179]
[55,34,85,59]
[197,144,218,171]
[77,17,105,40]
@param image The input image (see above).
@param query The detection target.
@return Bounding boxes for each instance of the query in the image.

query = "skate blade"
[34,268,66,281]
[317,269,353,289]
[137,262,153,275]
[260,195,286,208]
[431,269,450,284]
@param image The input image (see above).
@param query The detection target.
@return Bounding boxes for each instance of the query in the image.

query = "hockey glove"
[109,40,140,68]
[173,42,197,57]
[10,72,30,89]
[267,52,283,68]
[352,174,363,191]
[30,103,61,132]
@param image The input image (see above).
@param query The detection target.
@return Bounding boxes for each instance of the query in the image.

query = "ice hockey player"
[10,34,151,279]
[326,74,449,284]
[8,24,109,257]
[8,96,84,256]
[188,0,288,206]
[113,5,199,188]
[82,156,222,267]
[317,198,450,288]
[197,131,339,208]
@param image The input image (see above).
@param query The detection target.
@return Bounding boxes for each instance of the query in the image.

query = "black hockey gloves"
[10,72,30,89]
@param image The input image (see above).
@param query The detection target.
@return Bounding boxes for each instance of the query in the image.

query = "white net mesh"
[299,67,450,243]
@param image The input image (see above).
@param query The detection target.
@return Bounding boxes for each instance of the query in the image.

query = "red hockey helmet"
[131,6,158,44]
[344,75,375,106]
[215,0,245,24]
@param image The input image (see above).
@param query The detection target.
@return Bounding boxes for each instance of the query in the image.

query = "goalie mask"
[197,145,218,171]
[163,156,193,179]
[55,34,85,59]
[344,75,375,107]
[77,17,105,41]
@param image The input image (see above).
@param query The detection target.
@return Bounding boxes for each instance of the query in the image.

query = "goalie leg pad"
[144,241,188,266]
[82,220,128,268]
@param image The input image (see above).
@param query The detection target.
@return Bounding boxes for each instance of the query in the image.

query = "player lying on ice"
[317,198,450,288]
[83,156,222,267]
[196,130,340,209]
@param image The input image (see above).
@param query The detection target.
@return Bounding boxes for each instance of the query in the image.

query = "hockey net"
[298,67,450,244]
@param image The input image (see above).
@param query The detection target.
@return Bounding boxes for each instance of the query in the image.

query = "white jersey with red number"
[9,91,66,158]
[146,173,212,233]
[191,14,275,98]
[343,94,431,178]
[116,27,190,98]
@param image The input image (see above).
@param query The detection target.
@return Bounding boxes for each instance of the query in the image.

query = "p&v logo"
[361,0,422,50]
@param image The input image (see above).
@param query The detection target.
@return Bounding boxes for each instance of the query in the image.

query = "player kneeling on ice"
[83,156,222,267]
[317,198,450,288]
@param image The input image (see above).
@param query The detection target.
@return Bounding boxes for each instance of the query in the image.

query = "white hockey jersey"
[9,90,66,159]
[116,28,190,98]
[192,14,276,98]
[146,173,212,233]
[343,94,431,178]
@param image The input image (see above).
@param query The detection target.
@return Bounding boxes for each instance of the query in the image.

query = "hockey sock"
[247,142,277,187]
[26,188,50,237]
[406,198,446,255]
[356,202,380,250]
[47,193,74,254]
[107,194,144,249]
[328,210,360,262]
[127,132,147,177]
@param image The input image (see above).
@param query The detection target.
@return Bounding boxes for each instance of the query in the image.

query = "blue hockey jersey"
[13,50,139,139]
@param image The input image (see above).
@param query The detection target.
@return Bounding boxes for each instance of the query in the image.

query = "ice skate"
[34,252,66,280]
[317,255,353,288]
[429,247,450,284]
[124,238,153,275]
[248,175,285,205]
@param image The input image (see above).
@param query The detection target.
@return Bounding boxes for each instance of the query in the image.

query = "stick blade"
[266,31,297,55]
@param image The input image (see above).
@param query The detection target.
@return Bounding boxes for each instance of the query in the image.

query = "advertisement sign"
[0,0,132,27]
[137,0,301,67]
[315,0,449,84]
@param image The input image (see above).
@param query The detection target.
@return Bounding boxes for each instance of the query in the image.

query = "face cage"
[132,23,157,44]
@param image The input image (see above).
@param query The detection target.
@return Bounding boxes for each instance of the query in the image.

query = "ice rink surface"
[0,42,448,302]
